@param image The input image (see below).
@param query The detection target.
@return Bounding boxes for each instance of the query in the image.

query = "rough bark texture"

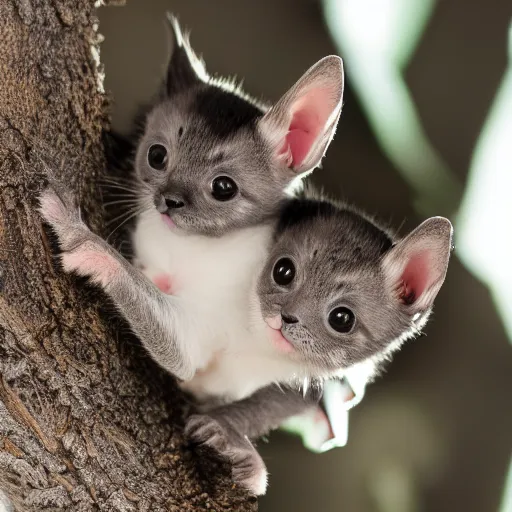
[0,1,256,510]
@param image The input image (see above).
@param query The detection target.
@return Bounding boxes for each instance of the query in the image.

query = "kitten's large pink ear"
[164,13,208,96]
[383,217,453,312]
[258,56,344,175]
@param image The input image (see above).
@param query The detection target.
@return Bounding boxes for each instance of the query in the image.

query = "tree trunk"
[0,1,256,510]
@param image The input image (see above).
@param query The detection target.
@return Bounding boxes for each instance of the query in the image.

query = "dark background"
[99,1,512,511]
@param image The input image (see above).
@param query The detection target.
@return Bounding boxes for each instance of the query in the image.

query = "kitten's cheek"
[266,326,294,354]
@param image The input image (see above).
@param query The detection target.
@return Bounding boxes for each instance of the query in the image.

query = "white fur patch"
[132,210,307,400]
[242,462,268,496]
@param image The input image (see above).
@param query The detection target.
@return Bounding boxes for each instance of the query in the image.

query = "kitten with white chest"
[39,16,453,495]
[185,195,452,493]
[40,185,452,494]
[117,16,344,400]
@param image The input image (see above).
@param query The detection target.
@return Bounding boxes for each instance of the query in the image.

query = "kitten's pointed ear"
[258,56,344,175]
[383,217,453,313]
[164,13,208,96]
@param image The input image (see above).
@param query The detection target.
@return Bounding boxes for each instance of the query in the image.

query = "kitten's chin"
[160,213,176,229]
[158,212,219,237]
[159,213,189,235]
[265,325,295,354]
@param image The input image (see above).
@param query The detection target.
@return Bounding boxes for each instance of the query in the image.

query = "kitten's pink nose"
[266,315,282,330]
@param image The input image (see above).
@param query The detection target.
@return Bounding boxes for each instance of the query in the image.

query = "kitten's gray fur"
[39,186,452,494]
[39,16,452,495]
[132,14,343,236]
[185,196,452,493]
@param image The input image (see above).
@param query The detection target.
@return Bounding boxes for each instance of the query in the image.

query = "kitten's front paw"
[40,188,121,286]
[39,188,80,242]
[185,414,230,453]
[185,414,268,495]
[228,443,268,496]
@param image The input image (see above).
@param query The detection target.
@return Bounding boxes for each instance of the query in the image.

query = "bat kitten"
[39,186,452,494]
[106,15,343,242]
[99,16,343,400]
[38,16,452,494]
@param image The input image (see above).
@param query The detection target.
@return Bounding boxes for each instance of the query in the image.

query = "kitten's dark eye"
[147,144,168,170]
[273,258,295,286]
[328,307,355,333]
[211,176,238,201]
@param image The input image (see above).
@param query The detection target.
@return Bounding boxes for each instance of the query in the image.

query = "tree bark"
[0,1,256,510]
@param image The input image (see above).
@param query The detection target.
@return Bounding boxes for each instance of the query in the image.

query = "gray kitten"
[115,14,344,238]
[184,195,452,494]
[38,16,452,494]
[39,187,452,494]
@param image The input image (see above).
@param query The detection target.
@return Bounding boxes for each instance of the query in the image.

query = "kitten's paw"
[229,444,268,496]
[39,188,79,234]
[185,414,230,453]
[39,188,71,227]
[39,188,87,249]
[185,414,268,495]
[40,188,121,286]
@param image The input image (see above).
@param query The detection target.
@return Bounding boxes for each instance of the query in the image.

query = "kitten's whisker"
[106,206,149,242]
[100,176,136,185]
[103,193,141,200]
[103,199,140,208]
[99,178,136,185]
[101,182,153,198]
[106,206,143,227]
[100,182,140,194]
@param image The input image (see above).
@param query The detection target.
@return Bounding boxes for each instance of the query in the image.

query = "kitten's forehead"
[277,201,394,262]
[147,85,265,142]
[193,87,265,138]
[272,200,394,297]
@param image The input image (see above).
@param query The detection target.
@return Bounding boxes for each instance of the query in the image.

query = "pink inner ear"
[279,87,334,169]
[399,251,431,305]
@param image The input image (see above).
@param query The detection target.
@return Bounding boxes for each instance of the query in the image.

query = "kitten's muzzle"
[265,315,295,353]
[154,194,186,213]
[281,313,299,325]
[165,198,185,209]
